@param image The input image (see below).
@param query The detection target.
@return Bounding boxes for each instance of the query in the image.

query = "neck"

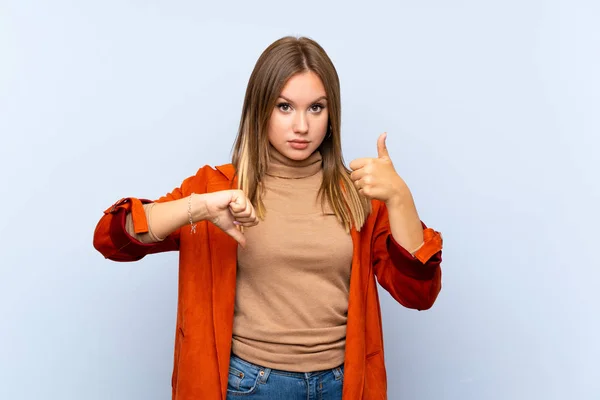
[266,145,322,179]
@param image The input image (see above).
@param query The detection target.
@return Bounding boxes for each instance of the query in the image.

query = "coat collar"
[215,163,236,182]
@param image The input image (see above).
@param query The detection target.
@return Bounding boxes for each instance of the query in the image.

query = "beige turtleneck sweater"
[231,147,353,372]
[124,147,354,372]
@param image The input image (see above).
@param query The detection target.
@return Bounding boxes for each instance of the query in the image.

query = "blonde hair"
[232,36,371,232]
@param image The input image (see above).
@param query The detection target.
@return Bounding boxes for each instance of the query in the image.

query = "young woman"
[93,36,443,400]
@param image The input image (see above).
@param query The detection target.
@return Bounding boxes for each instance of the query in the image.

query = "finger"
[353,177,364,190]
[377,132,389,158]
[350,168,367,182]
[349,158,371,171]
[229,194,246,213]
[358,185,373,198]
[234,215,257,223]
[225,226,246,248]
[229,202,242,214]
[234,220,258,227]
[231,203,255,219]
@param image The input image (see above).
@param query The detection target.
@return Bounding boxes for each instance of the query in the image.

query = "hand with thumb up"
[349,132,409,206]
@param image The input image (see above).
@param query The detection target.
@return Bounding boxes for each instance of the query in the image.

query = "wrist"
[190,193,209,222]
[385,179,411,208]
[386,190,410,209]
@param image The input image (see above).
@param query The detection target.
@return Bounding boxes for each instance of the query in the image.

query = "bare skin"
[142,71,424,252]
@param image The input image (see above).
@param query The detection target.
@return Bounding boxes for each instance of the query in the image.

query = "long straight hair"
[231,36,370,232]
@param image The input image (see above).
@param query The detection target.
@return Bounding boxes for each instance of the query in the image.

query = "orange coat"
[93,163,443,400]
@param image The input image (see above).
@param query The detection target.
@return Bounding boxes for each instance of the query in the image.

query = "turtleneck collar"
[266,145,323,179]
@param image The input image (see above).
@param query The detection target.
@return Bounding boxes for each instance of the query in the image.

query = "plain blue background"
[1,1,598,399]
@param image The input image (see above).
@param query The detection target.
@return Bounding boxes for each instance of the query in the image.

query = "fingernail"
[233,221,241,225]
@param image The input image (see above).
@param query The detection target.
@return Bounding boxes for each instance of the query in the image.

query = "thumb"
[377,132,389,158]
[225,226,246,248]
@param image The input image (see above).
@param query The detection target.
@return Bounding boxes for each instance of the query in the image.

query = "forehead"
[280,71,326,102]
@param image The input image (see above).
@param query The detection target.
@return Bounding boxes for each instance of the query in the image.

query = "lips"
[288,140,310,150]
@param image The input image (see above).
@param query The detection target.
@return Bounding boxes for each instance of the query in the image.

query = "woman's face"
[267,71,329,161]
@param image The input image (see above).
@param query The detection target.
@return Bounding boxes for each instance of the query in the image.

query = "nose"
[292,111,308,134]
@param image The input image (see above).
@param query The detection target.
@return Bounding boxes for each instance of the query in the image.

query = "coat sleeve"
[92,167,211,262]
[370,202,443,311]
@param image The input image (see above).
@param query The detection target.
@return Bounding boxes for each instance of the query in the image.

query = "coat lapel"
[207,164,239,399]
[342,227,369,398]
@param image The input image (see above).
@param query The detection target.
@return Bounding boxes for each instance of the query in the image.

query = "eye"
[310,103,325,113]
[277,102,292,112]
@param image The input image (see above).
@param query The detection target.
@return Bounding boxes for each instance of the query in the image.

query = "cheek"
[313,115,329,136]
[268,113,288,140]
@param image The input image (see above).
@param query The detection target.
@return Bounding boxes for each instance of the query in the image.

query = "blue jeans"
[226,353,344,400]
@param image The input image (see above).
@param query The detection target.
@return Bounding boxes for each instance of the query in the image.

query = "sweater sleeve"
[370,202,443,310]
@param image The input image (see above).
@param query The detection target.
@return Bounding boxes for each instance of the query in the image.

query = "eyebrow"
[278,95,328,105]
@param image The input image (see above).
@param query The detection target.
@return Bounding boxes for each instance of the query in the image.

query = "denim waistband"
[230,352,344,380]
